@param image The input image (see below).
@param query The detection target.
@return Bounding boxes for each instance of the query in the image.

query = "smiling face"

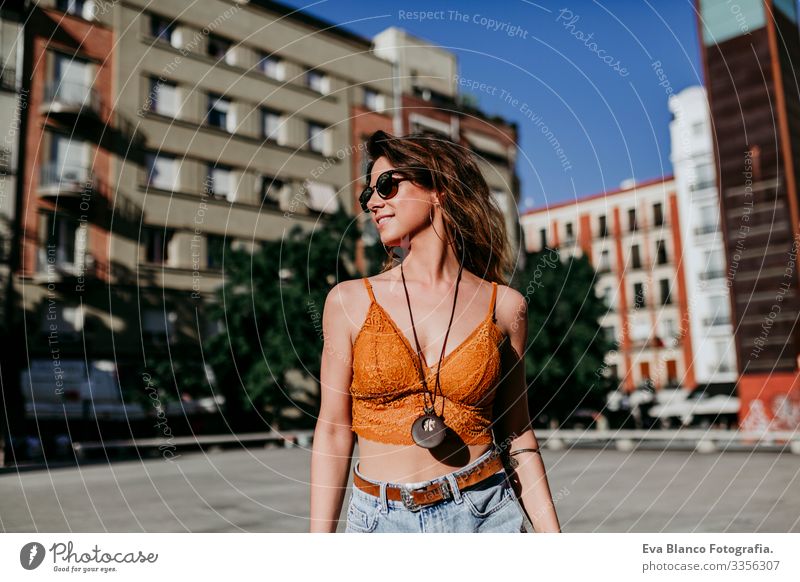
[366,156,437,247]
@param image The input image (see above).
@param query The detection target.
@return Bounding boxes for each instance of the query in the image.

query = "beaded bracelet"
[505,447,541,468]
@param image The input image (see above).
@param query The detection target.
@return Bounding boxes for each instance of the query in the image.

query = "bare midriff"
[355,436,493,483]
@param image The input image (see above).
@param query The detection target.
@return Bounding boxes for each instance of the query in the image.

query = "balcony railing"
[38,163,95,199]
[694,224,717,235]
[703,315,730,327]
[700,269,726,281]
[690,179,716,192]
[36,248,97,281]
[42,81,103,117]
[0,67,17,91]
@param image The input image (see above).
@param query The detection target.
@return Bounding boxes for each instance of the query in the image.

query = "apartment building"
[0,2,26,455]
[696,0,800,430]
[521,177,691,393]
[5,1,521,450]
[669,86,737,390]
[9,0,396,436]
[0,3,23,310]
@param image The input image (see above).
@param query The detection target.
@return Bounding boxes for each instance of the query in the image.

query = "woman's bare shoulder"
[324,278,373,340]
[492,283,527,338]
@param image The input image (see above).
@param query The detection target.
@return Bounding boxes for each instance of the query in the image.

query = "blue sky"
[279,0,704,212]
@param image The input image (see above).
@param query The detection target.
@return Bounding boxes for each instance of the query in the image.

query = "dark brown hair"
[365,130,513,284]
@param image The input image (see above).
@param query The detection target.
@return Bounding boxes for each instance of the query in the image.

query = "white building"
[669,85,737,387]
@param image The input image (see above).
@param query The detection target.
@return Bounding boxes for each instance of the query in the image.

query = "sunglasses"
[359,170,410,213]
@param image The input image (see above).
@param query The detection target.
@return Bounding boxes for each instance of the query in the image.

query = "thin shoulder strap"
[488,281,498,321]
[362,277,376,303]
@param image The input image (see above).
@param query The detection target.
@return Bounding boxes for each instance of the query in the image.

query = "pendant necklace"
[402,260,464,449]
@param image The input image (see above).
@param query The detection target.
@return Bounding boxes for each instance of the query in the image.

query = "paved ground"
[0,446,798,532]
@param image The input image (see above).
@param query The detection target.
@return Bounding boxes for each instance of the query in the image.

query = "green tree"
[510,248,616,426]
[205,208,359,431]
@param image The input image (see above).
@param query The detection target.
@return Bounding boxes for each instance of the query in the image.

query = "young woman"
[309,130,561,533]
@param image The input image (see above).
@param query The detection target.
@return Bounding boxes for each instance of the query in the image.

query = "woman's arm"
[493,287,561,533]
[309,282,357,533]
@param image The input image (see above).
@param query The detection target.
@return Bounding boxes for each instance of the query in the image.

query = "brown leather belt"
[352,450,505,512]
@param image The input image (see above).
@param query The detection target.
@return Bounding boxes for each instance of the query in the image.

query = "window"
[147,77,179,117]
[692,162,716,191]
[207,34,234,65]
[631,244,641,269]
[697,205,718,234]
[142,227,175,264]
[706,295,730,326]
[539,228,547,249]
[206,234,228,269]
[633,282,645,309]
[703,250,726,280]
[150,14,177,46]
[598,215,608,237]
[305,180,339,214]
[42,213,79,269]
[207,93,234,132]
[653,202,663,226]
[656,239,668,265]
[659,279,672,305]
[662,317,677,339]
[145,152,179,191]
[628,208,638,231]
[364,88,382,110]
[713,341,733,372]
[565,222,574,242]
[259,53,284,80]
[307,121,327,154]
[598,249,611,273]
[46,133,89,188]
[206,164,235,202]
[260,175,285,207]
[261,108,283,142]
[52,52,93,106]
[305,69,329,94]
[57,0,88,18]
[143,308,176,344]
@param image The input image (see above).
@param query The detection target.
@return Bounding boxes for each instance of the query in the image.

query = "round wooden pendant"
[411,413,447,449]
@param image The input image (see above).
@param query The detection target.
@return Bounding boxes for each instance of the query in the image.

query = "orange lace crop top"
[349,277,506,445]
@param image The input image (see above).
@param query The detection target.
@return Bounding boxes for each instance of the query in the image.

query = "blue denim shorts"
[346,446,526,533]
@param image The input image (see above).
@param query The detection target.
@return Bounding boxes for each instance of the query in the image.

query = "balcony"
[33,249,97,284]
[41,81,103,119]
[702,315,730,327]
[699,269,726,281]
[38,163,95,203]
[0,67,17,91]
[690,179,716,192]
[694,224,717,235]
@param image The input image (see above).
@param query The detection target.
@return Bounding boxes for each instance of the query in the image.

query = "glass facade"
[699,0,765,45]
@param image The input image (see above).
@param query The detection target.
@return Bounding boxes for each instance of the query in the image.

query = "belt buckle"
[439,479,452,501]
[400,487,421,512]
[401,480,452,512]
